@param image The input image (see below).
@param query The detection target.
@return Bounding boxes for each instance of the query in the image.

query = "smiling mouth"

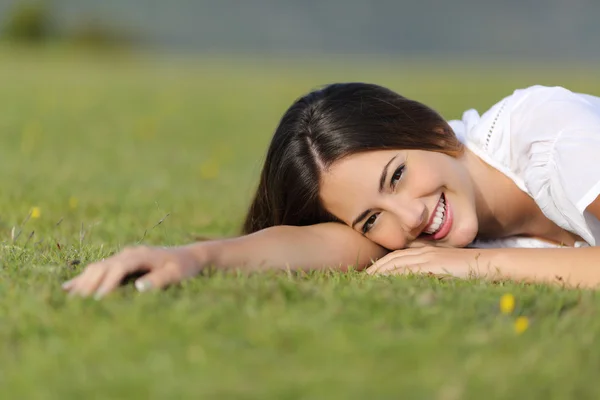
[424,193,446,235]
[419,192,453,241]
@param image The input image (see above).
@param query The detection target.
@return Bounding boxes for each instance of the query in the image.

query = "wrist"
[182,240,219,268]
[467,248,505,280]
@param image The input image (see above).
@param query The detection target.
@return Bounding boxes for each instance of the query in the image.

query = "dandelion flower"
[514,316,529,334]
[499,293,515,314]
[30,207,41,219]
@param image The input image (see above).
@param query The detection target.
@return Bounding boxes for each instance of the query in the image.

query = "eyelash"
[391,164,405,189]
[361,164,405,234]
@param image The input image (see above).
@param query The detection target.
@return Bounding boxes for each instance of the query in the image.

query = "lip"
[421,193,453,241]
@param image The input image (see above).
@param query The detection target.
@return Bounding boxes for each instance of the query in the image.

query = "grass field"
[2,46,600,399]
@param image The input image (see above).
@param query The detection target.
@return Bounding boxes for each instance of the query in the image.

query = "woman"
[63,83,600,298]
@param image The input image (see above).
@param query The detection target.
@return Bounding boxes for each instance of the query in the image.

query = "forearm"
[483,247,600,288]
[184,223,387,273]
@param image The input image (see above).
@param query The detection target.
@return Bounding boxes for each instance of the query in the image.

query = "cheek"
[447,194,479,247]
[445,160,472,189]
[451,224,478,247]
[409,160,447,192]
[370,216,408,250]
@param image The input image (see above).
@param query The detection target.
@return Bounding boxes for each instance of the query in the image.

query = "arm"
[367,245,600,289]
[193,223,388,273]
[487,246,600,288]
[489,196,600,288]
[64,222,388,298]
[367,196,600,289]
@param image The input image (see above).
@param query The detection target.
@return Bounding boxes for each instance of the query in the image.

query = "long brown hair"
[242,82,463,234]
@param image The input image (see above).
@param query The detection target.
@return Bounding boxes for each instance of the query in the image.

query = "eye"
[390,164,405,189]
[362,212,379,234]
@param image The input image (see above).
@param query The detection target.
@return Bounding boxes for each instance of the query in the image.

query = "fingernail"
[62,280,73,289]
[135,279,152,292]
[93,288,106,300]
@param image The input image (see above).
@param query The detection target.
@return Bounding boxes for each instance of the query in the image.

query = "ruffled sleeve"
[514,86,600,245]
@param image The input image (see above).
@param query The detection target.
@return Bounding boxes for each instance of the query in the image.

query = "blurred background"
[1,4,600,396]
[0,0,599,241]
[1,0,600,59]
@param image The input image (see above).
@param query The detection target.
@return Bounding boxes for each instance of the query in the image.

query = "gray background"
[1,0,599,59]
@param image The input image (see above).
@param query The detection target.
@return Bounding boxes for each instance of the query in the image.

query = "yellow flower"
[499,293,515,314]
[514,316,529,334]
[30,207,41,219]
[69,197,79,209]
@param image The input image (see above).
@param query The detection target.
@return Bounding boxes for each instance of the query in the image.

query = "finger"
[366,257,391,275]
[370,249,416,268]
[367,247,437,275]
[366,259,407,275]
[370,262,415,276]
[367,254,429,275]
[62,276,80,290]
[390,246,434,256]
[71,249,153,297]
[64,259,107,293]
[381,262,453,278]
[386,263,425,276]
[367,253,408,274]
[365,263,381,275]
[94,265,140,299]
[70,262,112,297]
[134,262,182,292]
[367,255,397,274]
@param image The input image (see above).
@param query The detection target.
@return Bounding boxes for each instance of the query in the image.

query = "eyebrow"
[351,154,398,229]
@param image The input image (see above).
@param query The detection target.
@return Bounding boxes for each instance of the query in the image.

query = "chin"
[449,225,478,248]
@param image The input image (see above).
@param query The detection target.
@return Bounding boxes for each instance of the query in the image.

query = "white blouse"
[448,85,600,248]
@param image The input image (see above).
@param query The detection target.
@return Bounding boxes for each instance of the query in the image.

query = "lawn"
[1,46,600,399]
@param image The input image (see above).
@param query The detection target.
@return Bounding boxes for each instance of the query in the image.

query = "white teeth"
[424,196,446,235]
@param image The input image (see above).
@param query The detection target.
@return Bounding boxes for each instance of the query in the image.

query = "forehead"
[320,149,401,224]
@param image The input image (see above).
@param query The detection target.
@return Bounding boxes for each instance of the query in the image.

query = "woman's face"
[319,149,479,250]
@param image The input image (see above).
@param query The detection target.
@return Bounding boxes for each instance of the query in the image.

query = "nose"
[389,198,427,233]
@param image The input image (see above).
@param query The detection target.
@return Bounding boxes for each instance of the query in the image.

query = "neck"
[461,149,537,239]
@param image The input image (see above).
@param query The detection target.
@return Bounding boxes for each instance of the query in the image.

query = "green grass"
[1,47,600,399]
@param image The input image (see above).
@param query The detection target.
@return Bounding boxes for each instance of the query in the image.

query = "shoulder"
[450,84,600,168]
[450,85,600,245]
[449,85,571,150]
[488,85,598,144]
[456,85,598,140]
[448,85,568,191]
[512,86,600,244]
[509,85,600,171]
[503,85,600,185]
[465,85,600,170]
[509,85,600,134]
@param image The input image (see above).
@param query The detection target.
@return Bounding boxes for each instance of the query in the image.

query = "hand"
[62,245,205,299]
[365,246,497,279]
